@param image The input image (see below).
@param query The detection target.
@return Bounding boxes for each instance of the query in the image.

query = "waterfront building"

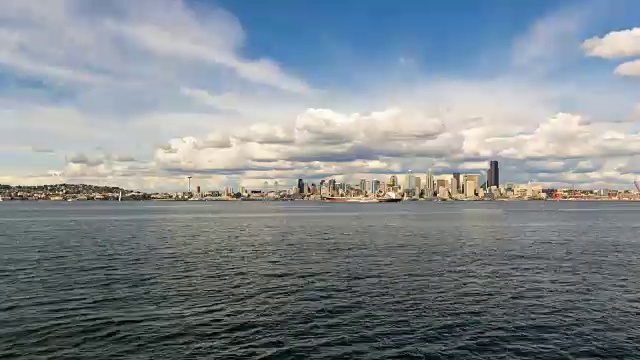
[297,179,304,195]
[415,177,421,197]
[465,179,476,198]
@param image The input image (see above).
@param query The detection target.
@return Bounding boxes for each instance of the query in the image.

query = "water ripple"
[1,201,640,358]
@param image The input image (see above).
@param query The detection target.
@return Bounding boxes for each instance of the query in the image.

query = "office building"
[389,175,398,187]
[465,179,476,197]
[453,172,461,193]
[371,179,380,195]
[404,170,416,193]
[488,160,499,188]
[425,169,434,197]
[297,179,304,195]
[415,177,421,196]
[360,179,367,194]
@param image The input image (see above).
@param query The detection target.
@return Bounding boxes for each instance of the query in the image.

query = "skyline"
[1,0,640,192]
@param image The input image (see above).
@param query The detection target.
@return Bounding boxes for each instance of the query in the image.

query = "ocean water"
[1,201,639,359]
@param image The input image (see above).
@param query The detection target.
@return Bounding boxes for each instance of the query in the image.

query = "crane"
[634,179,640,192]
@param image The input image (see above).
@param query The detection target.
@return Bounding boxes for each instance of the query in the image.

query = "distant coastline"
[2,183,639,202]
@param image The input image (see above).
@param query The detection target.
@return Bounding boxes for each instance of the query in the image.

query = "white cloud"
[614,59,640,77]
[582,27,640,59]
[2,1,640,191]
[0,0,310,92]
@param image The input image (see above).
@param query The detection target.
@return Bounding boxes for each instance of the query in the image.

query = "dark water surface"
[1,201,640,359]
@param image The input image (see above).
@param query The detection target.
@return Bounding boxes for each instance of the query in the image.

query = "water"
[1,201,639,359]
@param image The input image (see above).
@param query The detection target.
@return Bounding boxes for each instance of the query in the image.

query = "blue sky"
[0,0,639,191]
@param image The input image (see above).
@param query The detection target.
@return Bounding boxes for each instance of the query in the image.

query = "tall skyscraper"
[328,179,337,195]
[404,170,415,192]
[415,177,421,196]
[297,179,304,194]
[360,179,367,194]
[371,179,380,195]
[488,160,499,188]
[453,172,461,192]
[389,175,398,187]
[425,169,434,197]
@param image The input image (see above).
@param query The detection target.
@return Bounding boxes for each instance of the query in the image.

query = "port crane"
[635,179,640,192]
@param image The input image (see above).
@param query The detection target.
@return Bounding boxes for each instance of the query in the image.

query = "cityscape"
[2,161,640,202]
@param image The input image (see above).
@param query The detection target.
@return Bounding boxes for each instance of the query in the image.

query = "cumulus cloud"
[582,27,640,59]
[582,27,640,77]
[614,59,640,77]
[2,1,640,190]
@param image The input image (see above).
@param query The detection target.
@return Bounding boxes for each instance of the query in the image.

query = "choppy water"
[1,201,640,359]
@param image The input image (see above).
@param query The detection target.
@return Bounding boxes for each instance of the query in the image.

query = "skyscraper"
[415,177,421,196]
[389,175,398,187]
[404,170,415,193]
[453,172,461,193]
[371,179,380,195]
[360,179,367,194]
[425,169,434,197]
[488,160,499,188]
[297,179,304,194]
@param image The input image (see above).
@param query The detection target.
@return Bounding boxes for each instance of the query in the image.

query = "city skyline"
[1,1,640,192]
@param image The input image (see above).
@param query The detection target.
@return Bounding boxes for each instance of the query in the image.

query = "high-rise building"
[465,179,476,197]
[360,179,367,194]
[488,160,499,188]
[196,185,201,194]
[451,177,458,195]
[328,179,337,195]
[297,179,304,194]
[425,169,434,197]
[453,172,461,193]
[415,177,421,196]
[389,175,398,187]
[371,179,380,195]
[404,170,416,192]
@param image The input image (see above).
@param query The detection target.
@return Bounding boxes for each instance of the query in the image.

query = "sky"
[1,0,640,191]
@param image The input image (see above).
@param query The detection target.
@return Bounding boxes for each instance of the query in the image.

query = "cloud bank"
[1,1,640,191]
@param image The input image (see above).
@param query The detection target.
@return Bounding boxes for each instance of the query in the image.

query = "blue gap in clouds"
[201,0,564,86]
